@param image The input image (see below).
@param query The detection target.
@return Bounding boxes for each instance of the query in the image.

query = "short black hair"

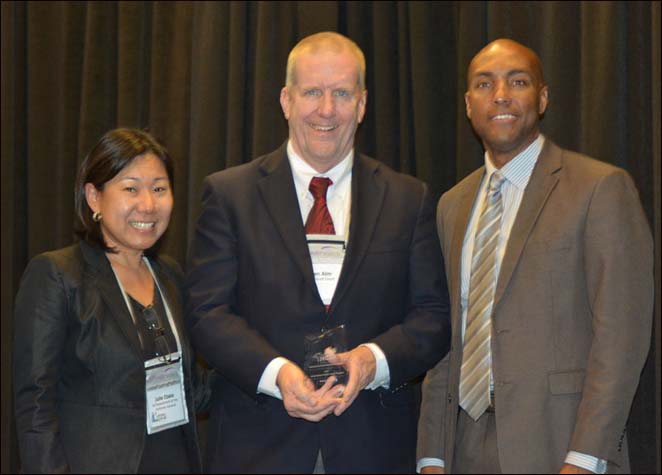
[74,128,174,254]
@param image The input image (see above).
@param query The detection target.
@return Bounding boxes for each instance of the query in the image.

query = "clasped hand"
[276,345,376,421]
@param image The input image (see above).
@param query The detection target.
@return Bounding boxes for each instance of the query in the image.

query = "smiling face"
[280,47,367,172]
[465,39,549,167]
[85,153,173,257]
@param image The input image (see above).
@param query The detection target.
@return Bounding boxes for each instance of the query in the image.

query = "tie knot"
[309,177,333,200]
[488,172,505,194]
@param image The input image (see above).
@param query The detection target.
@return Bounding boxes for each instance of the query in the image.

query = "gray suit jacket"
[417,139,654,473]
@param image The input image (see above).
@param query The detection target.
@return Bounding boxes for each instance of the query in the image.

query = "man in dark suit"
[186,31,451,473]
[417,39,654,474]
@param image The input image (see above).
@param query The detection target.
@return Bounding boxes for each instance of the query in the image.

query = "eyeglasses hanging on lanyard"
[142,305,175,363]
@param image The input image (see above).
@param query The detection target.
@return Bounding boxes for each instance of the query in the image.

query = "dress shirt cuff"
[257,357,290,400]
[565,451,608,474]
[360,343,390,390]
[416,457,445,473]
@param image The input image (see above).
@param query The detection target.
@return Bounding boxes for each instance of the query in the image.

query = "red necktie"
[305,177,336,234]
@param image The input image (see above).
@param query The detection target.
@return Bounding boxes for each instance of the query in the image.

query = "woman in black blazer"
[14,128,204,473]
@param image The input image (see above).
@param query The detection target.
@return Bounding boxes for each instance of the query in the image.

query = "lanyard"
[110,257,183,358]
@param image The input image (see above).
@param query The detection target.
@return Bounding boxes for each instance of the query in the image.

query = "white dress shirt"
[257,141,390,399]
[417,135,606,474]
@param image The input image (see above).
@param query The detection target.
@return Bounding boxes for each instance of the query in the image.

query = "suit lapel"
[256,146,318,294]
[493,140,563,306]
[80,242,143,357]
[329,154,385,312]
[448,169,485,314]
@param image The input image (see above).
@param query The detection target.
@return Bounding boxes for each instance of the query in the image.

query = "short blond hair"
[285,32,366,90]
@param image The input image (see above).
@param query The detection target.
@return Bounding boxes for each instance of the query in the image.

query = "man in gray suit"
[417,39,654,474]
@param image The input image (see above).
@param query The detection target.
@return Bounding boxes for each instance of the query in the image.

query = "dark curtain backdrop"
[2,1,660,473]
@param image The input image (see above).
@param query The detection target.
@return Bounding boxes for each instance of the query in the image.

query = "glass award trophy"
[303,325,348,388]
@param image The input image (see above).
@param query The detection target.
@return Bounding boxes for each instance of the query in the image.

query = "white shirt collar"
[287,140,354,200]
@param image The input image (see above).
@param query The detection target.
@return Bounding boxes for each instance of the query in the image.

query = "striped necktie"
[459,171,505,420]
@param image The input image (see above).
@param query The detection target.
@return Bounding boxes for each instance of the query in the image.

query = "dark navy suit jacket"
[186,144,451,473]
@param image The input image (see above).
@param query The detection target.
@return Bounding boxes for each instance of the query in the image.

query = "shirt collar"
[287,140,353,198]
[484,134,545,191]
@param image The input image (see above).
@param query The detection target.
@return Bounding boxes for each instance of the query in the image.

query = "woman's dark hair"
[74,128,174,254]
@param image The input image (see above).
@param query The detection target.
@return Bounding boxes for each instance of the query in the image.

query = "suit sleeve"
[418,353,450,462]
[185,177,281,397]
[417,193,454,463]
[157,255,215,413]
[569,169,654,463]
[370,183,452,386]
[14,255,71,474]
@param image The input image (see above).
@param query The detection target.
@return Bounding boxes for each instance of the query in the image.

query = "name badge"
[307,234,346,305]
[145,353,189,434]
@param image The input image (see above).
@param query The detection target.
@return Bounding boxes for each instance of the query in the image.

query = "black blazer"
[186,144,451,473]
[13,241,203,474]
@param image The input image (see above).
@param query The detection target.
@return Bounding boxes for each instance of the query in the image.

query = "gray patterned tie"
[459,171,505,420]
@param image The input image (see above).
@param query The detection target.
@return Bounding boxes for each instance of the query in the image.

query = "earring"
[92,211,102,222]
